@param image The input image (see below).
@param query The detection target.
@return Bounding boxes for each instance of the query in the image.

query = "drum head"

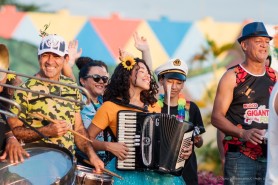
[0,143,75,185]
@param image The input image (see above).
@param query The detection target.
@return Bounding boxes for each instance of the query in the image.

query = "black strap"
[110,98,149,112]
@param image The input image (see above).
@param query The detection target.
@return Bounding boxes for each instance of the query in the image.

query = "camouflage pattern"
[11,75,81,153]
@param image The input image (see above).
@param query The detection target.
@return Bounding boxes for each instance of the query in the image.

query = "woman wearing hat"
[154,58,205,185]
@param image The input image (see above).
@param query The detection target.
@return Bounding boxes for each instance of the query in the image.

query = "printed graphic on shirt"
[243,103,269,125]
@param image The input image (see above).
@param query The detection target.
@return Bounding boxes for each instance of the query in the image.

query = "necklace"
[157,93,189,121]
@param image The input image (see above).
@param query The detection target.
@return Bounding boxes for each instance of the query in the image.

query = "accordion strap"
[110,98,149,112]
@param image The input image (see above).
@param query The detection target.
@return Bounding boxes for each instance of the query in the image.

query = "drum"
[0,143,75,185]
[75,165,113,185]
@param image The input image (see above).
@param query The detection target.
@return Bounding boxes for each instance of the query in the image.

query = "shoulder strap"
[184,101,191,122]
[110,98,149,112]
[185,100,190,111]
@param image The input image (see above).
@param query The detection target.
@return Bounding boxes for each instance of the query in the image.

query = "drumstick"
[31,113,94,144]
[83,159,123,180]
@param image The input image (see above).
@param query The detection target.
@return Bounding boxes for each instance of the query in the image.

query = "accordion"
[116,110,194,174]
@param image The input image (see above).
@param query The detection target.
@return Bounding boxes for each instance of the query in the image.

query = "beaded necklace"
[157,93,189,121]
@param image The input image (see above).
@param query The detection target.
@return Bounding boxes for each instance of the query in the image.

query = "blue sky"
[16,0,278,24]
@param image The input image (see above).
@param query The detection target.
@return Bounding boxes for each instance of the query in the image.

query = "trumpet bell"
[0,69,92,105]
[0,44,10,81]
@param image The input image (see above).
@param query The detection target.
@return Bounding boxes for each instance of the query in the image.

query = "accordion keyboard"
[117,112,141,170]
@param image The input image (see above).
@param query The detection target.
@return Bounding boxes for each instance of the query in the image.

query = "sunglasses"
[85,74,109,83]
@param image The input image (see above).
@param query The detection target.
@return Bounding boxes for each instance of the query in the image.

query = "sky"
[16,0,278,24]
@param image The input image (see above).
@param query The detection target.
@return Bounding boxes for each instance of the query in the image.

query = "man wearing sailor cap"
[155,58,205,185]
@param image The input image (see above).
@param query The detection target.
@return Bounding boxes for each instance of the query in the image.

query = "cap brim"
[38,49,66,57]
[163,72,186,81]
[238,35,273,43]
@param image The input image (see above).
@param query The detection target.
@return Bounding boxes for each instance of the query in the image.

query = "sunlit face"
[242,37,270,63]
[38,52,65,80]
[160,78,184,98]
[80,66,109,98]
[130,62,150,90]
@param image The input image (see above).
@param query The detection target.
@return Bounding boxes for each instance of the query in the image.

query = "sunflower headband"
[120,55,136,71]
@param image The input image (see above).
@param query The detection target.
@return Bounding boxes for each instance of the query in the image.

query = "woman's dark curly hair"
[104,58,158,106]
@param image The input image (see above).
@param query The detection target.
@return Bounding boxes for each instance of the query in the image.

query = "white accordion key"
[118,128,136,132]
[120,158,135,163]
[118,120,136,124]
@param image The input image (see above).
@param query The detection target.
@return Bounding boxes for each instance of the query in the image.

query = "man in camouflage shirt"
[8,34,104,172]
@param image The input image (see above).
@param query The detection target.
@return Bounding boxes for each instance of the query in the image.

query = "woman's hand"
[133,32,150,52]
[106,142,129,160]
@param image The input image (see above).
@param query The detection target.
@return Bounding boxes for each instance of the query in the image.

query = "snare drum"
[75,165,113,185]
[0,143,75,185]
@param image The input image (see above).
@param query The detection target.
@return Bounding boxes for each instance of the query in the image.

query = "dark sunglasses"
[84,74,109,83]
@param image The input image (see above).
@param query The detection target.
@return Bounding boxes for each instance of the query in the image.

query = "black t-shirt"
[0,113,11,152]
[161,101,204,185]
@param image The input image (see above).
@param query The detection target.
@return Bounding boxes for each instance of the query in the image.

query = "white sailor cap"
[154,58,188,81]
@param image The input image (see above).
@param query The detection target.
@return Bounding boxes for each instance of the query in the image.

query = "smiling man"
[7,34,104,172]
[212,22,278,185]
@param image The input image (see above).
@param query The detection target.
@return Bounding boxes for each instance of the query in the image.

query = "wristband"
[6,135,17,141]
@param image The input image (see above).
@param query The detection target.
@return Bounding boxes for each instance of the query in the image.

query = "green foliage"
[0,37,39,75]
[206,36,236,57]
[196,141,222,175]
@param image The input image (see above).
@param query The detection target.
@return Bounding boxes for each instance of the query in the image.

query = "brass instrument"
[0,69,91,105]
[0,96,21,117]
[0,43,91,105]
[0,44,9,80]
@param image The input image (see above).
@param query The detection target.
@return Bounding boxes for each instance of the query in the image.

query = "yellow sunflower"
[121,56,136,71]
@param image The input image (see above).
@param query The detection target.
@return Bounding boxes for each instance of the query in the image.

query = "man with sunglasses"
[7,34,104,173]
